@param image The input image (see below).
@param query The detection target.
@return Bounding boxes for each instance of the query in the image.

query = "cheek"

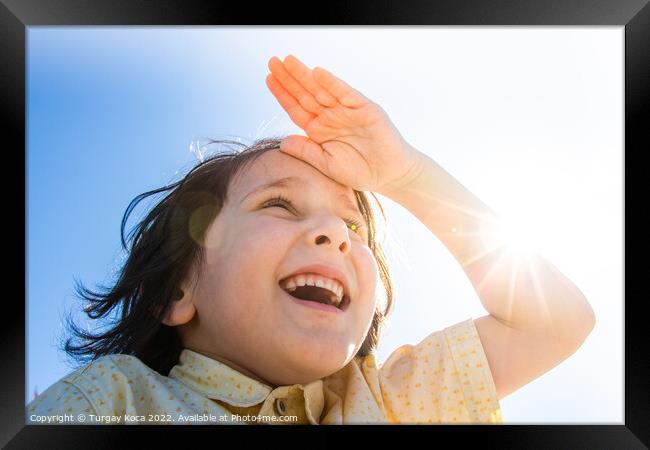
[194,264,273,340]
[199,220,289,318]
[234,216,292,254]
[357,245,381,294]
[351,245,382,319]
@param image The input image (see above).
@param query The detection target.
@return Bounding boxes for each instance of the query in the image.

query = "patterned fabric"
[27,318,502,424]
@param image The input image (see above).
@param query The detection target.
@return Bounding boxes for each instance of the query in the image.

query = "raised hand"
[265,55,424,196]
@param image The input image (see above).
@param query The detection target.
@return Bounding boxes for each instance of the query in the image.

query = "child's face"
[177,150,380,386]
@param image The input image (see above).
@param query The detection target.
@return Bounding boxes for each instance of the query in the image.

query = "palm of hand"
[266,55,421,194]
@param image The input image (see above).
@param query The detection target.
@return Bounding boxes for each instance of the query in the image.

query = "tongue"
[289,285,335,306]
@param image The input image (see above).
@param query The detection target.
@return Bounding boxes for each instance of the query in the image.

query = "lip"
[279,263,352,304]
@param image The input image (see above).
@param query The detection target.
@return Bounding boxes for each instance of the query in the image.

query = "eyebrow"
[241,176,363,219]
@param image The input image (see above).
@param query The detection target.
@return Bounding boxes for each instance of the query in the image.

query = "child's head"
[64,137,393,386]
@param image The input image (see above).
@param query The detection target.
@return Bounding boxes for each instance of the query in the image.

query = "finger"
[279,134,330,175]
[268,56,324,115]
[283,55,338,108]
[312,66,370,109]
[265,73,314,129]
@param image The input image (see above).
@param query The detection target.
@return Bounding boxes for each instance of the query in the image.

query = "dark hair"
[62,137,394,377]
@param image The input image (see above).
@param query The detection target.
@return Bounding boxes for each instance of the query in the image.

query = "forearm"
[382,148,595,340]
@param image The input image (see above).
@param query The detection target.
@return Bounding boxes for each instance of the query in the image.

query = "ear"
[160,287,197,326]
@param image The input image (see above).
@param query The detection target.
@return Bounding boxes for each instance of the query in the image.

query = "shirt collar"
[168,349,274,407]
[167,349,369,424]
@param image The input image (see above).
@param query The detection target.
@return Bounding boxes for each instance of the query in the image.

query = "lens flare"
[492,212,545,257]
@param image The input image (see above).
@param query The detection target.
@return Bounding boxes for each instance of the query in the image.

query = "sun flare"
[484,206,552,260]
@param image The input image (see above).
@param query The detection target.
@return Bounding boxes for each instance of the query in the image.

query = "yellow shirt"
[26,318,502,424]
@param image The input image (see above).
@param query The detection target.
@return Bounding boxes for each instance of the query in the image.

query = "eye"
[262,195,296,213]
[346,218,364,236]
[262,195,366,237]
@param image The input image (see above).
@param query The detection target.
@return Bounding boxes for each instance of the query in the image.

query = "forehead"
[232,150,359,207]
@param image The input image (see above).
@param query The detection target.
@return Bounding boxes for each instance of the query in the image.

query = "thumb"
[279,135,329,172]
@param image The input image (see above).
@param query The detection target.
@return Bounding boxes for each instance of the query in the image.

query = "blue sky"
[27,27,622,423]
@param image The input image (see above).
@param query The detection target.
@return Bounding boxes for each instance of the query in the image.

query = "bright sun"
[477,205,551,260]
[495,212,546,255]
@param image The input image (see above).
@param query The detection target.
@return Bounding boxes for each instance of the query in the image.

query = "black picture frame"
[2,0,646,447]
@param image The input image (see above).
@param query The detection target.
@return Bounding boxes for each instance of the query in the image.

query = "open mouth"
[279,283,350,312]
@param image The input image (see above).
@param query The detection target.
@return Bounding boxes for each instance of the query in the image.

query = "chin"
[280,335,360,382]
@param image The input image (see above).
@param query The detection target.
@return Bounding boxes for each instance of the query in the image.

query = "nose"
[309,215,351,254]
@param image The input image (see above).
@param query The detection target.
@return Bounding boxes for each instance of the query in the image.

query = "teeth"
[296,275,306,288]
[282,273,345,305]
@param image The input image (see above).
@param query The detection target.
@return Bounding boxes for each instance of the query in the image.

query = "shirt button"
[274,398,287,416]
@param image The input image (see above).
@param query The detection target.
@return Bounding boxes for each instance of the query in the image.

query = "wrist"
[376,145,428,199]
